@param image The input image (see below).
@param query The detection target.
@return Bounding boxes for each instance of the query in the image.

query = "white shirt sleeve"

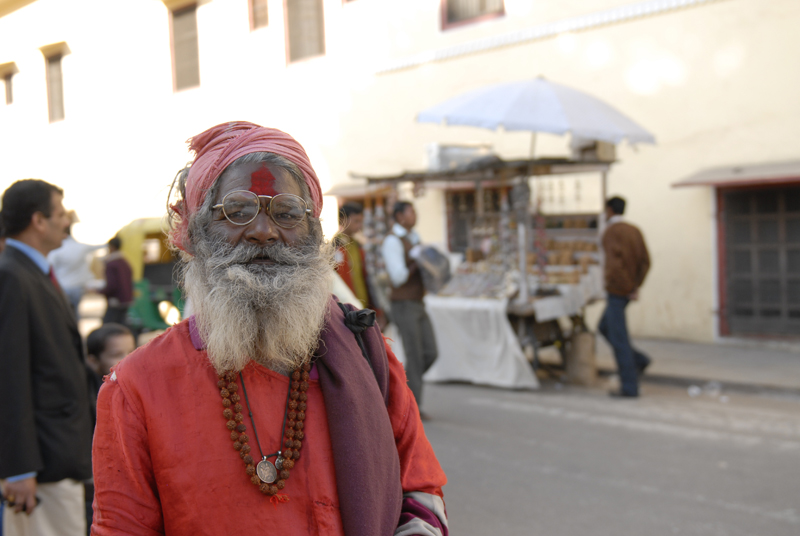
[382,235,410,288]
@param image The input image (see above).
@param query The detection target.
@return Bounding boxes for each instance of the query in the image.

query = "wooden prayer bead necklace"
[217,362,310,497]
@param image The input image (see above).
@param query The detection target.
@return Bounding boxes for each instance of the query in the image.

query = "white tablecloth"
[532,265,604,322]
[422,295,540,389]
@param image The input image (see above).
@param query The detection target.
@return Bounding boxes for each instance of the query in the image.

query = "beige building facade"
[1,0,799,342]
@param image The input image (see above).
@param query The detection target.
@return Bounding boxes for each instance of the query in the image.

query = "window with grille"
[286,0,325,63]
[723,186,800,335]
[45,54,64,122]
[250,0,268,30]
[172,5,200,90]
[443,0,504,27]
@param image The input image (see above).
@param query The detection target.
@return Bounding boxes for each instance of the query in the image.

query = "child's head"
[87,323,135,376]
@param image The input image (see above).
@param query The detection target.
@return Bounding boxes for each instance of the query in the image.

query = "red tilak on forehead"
[249,166,278,196]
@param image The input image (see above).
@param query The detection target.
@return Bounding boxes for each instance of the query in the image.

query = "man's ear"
[182,240,196,257]
[180,227,197,257]
[30,211,47,232]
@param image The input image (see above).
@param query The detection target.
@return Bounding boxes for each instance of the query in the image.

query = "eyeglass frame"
[211,190,312,228]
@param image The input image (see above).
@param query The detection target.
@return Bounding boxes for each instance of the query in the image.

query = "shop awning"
[673,160,800,188]
[353,157,611,185]
[323,180,393,198]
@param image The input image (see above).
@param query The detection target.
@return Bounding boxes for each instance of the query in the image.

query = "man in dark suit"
[0,179,94,536]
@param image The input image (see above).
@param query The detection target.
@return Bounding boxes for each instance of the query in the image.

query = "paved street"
[421,381,800,536]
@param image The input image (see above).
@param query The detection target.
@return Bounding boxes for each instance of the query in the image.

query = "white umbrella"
[417,77,655,145]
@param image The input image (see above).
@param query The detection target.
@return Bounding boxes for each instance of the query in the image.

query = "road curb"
[598,368,800,398]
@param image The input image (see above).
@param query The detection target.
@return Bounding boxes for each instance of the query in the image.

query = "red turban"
[171,121,323,251]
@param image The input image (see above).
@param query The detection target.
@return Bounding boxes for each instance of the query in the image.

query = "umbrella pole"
[529,132,537,158]
[599,170,608,272]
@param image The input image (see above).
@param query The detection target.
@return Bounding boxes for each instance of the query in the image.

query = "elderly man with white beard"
[90,122,448,536]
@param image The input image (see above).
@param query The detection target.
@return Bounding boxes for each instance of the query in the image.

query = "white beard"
[182,234,335,375]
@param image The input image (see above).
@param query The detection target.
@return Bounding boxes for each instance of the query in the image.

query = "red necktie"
[48,268,61,292]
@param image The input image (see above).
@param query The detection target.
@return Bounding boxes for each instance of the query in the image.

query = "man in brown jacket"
[599,196,651,397]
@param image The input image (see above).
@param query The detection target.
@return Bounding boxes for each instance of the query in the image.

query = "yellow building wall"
[1,0,799,341]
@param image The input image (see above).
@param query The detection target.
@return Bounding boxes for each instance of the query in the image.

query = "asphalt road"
[421,381,800,536]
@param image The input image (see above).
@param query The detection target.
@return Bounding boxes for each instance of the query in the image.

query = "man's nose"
[243,206,280,244]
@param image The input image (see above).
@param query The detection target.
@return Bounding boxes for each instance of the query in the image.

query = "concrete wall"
[1,0,799,341]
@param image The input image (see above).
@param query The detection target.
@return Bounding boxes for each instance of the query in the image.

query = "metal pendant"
[275,456,284,470]
[257,458,277,483]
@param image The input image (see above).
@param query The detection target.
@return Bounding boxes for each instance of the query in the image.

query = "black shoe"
[608,389,638,398]
[637,358,651,376]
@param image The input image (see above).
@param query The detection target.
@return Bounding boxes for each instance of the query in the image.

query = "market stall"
[341,76,655,389]
[356,157,611,389]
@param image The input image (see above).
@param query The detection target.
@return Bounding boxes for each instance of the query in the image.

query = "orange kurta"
[91,321,445,535]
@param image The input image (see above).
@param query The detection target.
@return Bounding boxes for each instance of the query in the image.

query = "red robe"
[91,320,446,535]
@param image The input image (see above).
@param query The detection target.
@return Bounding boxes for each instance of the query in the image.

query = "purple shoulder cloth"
[316,298,402,536]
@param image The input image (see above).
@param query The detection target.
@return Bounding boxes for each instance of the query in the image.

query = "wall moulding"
[0,0,35,19]
[39,41,70,58]
[0,61,19,77]
[161,0,202,10]
[375,0,729,75]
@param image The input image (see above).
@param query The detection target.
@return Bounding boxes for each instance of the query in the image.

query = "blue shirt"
[5,238,50,274]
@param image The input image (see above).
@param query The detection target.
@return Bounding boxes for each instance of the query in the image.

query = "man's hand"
[2,477,37,514]
[409,244,424,260]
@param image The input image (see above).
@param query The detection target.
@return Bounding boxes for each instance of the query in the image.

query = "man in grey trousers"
[381,201,438,418]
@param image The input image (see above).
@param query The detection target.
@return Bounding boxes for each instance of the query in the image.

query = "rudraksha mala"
[217,362,311,498]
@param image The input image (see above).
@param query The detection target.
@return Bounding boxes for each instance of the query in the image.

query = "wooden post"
[513,176,530,307]
[517,207,529,305]
[600,170,608,233]
[599,170,608,269]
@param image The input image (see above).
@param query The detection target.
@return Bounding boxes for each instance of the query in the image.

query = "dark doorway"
[721,186,800,335]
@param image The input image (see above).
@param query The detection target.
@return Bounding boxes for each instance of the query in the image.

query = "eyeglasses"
[212,190,311,229]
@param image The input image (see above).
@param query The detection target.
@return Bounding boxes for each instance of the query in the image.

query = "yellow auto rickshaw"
[114,217,183,332]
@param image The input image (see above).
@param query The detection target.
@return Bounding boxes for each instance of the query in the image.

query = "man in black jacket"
[0,179,93,536]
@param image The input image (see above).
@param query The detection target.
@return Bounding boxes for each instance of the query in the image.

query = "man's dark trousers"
[391,300,438,407]
[598,293,650,396]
